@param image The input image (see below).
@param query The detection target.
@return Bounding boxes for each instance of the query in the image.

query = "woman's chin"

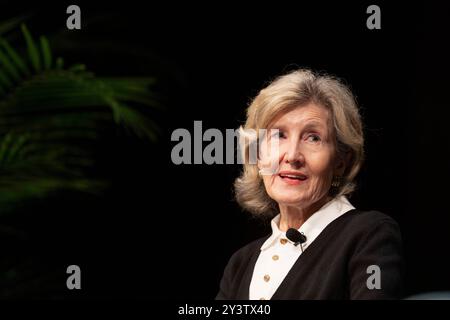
[272,192,309,207]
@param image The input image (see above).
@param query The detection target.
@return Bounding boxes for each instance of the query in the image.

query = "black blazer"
[216,209,404,300]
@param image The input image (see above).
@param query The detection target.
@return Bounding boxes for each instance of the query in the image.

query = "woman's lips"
[278,173,308,186]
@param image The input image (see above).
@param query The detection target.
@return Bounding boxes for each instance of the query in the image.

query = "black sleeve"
[215,250,239,300]
[348,218,404,299]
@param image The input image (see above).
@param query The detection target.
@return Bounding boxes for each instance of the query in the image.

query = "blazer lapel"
[270,209,357,299]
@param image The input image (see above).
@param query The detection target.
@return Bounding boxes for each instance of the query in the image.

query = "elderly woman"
[216,69,404,300]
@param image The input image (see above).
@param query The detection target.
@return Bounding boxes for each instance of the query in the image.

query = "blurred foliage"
[0,22,161,214]
[0,12,167,298]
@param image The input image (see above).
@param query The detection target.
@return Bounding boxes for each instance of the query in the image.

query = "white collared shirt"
[249,196,355,300]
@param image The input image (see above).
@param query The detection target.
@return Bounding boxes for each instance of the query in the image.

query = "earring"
[331,176,342,188]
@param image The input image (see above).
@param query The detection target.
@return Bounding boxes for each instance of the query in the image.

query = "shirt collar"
[260,195,355,251]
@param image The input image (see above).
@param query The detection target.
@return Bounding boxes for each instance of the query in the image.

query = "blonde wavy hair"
[234,69,365,217]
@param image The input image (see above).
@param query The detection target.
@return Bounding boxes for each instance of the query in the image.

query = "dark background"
[1,1,449,299]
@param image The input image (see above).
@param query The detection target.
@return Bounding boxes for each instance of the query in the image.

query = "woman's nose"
[285,141,304,165]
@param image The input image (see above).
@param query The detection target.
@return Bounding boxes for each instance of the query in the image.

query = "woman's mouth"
[278,172,308,185]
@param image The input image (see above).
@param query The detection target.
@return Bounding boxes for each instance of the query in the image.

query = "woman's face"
[258,103,340,209]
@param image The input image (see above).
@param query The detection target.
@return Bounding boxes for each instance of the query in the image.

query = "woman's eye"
[271,131,285,139]
[306,134,321,143]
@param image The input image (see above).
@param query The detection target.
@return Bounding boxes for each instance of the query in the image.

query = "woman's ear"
[334,151,351,177]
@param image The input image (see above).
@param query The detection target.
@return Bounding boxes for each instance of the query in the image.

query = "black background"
[1,1,449,299]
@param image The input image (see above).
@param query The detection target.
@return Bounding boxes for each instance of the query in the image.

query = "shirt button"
[272,255,279,261]
[263,274,270,282]
[280,238,288,245]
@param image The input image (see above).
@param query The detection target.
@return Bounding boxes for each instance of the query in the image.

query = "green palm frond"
[0,14,30,36]
[0,23,162,213]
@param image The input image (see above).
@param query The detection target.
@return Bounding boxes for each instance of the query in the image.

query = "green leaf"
[107,100,159,141]
[0,48,20,82]
[0,39,30,76]
[0,14,31,35]
[39,36,52,70]
[20,24,41,72]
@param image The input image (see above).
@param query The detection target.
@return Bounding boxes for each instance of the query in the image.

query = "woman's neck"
[278,195,332,231]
